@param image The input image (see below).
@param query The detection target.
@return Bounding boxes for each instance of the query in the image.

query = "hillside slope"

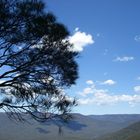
[95,121,140,140]
[0,113,140,140]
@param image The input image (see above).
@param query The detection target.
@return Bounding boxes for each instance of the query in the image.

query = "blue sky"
[46,0,140,115]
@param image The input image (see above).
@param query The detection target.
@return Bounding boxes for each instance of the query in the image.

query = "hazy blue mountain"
[0,113,140,140]
[94,121,140,140]
[88,114,140,124]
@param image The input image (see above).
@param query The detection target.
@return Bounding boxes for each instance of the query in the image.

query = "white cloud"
[77,80,140,106]
[83,87,94,94]
[78,80,96,97]
[78,98,91,105]
[78,92,140,106]
[101,79,116,85]
[74,27,79,32]
[86,80,94,85]
[134,86,140,93]
[69,28,94,52]
[78,80,108,97]
[114,56,134,62]
[78,87,94,97]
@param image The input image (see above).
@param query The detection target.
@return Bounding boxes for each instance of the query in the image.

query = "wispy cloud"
[134,35,140,42]
[103,49,108,55]
[101,79,116,86]
[134,86,140,93]
[78,93,140,106]
[103,72,108,76]
[86,80,94,85]
[96,33,100,37]
[69,28,94,52]
[78,80,108,97]
[77,80,140,106]
[114,56,134,62]
[137,77,140,80]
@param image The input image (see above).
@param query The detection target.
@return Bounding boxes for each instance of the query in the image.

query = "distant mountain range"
[0,113,140,140]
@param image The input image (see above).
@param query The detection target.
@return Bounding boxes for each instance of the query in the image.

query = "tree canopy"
[0,0,78,122]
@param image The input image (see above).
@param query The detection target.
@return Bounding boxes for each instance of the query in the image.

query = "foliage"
[0,0,78,122]
[94,121,140,140]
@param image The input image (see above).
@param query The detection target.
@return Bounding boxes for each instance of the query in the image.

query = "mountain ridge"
[0,113,140,140]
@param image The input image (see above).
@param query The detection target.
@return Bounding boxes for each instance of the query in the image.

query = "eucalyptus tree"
[0,0,78,122]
